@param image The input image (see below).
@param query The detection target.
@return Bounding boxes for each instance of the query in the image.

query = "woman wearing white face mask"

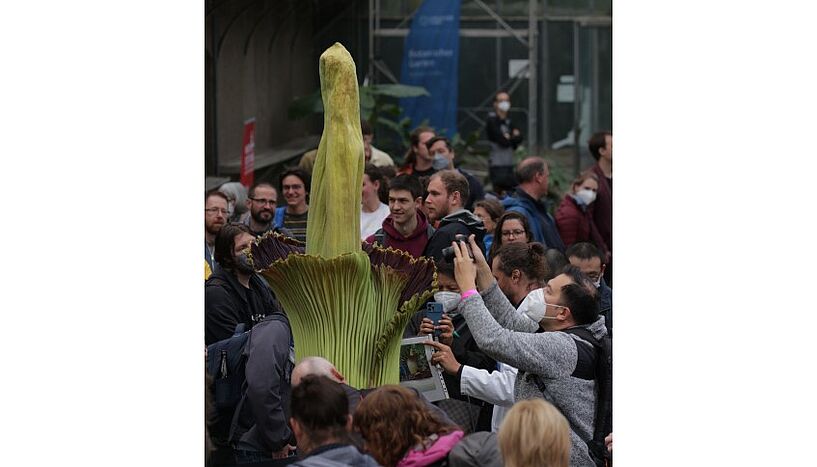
[555,171,609,254]
[417,261,498,433]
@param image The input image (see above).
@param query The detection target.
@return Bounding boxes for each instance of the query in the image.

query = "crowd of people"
[204,91,613,467]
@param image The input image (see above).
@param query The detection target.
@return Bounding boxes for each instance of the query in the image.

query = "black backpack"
[206,323,251,446]
[205,313,292,445]
[207,323,253,408]
[531,327,612,467]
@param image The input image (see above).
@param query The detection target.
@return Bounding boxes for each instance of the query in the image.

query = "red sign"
[240,118,256,188]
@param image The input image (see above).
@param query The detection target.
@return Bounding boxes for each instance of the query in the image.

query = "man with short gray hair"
[501,157,565,252]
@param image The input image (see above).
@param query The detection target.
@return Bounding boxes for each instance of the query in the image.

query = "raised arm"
[449,237,577,377]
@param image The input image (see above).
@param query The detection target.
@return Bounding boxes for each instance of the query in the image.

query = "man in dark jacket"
[502,157,565,252]
[205,224,284,345]
[586,131,612,285]
[425,136,485,211]
[365,175,434,258]
[291,357,456,429]
[485,91,523,195]
[567,242,612,338]
[288,375,380,467]
[423,170,486,260]
[232,312,297,463]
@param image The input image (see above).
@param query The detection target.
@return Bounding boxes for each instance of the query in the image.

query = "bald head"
[515,157,550,198]
[291,356,347,387]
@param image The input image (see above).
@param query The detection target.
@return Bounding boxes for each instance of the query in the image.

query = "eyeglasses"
[501,229,526,238]
[249,197,277,206]
[205,208,229,215]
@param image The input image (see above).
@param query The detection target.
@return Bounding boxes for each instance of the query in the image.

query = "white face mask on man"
[497,101,511,112]
[518,288,565,323]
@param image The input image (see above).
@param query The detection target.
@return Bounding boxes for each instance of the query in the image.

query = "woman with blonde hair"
[498,399,570,467]
[354,385,464,467]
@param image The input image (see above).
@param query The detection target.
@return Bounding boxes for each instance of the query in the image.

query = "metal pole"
[591,27,600,132]
[540,0,549,148]
[211,0,219,176]
[572,21,581,176]
[527,0,537,155]
[495,0,501,90]
[368,0,375,83]
[473,0,528,47]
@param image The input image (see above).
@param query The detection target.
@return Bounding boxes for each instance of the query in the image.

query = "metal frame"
[369,0,540,153]
[368,0,612,165]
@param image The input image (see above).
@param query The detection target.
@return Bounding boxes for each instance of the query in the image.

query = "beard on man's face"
[206,221,224,236]
[251,207,274,224]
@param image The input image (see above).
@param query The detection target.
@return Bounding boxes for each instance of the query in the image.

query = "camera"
[441,234,474,262]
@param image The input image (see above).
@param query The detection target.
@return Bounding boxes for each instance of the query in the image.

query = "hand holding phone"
[425,302,443,340]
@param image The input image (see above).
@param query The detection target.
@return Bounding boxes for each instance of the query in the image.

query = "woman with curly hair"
[353,385,464,467]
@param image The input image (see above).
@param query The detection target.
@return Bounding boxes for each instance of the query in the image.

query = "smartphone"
[426,302,443,339]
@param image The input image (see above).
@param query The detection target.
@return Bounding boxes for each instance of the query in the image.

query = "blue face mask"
[234,252,255,274]
[432,152,450,170]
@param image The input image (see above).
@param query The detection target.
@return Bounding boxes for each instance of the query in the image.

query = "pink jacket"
[396,430,465,467]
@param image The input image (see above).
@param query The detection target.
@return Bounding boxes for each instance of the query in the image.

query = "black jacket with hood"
[423,209,486,261]
[204,269,283,345]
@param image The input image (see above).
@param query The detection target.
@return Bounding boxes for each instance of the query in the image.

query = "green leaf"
[380,104,400,117]
[288,90,323,119]
[378,117,406,136]
[360,87,376,113]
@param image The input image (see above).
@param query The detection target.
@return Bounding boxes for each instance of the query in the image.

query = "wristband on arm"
[460,289,478,299]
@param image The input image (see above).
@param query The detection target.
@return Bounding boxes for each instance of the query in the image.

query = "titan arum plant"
[248,43,437,389]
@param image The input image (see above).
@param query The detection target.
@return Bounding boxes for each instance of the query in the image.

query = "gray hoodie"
[459,282,608,467]
[291,444,381,467]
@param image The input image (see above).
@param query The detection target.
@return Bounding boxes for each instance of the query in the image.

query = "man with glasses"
[450,238,608,467]
[205,190,230,276]
[502,157,565,252]
[275,168,311,244]
[242,182,291,238]
[566,242,612,338]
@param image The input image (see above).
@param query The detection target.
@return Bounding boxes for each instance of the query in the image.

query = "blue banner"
[399,0,461,136]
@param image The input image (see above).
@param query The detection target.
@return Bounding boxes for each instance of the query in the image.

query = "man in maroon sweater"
[365,175,434,257]
[586,131,612,285]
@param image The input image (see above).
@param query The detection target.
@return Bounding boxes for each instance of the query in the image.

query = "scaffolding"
[367,0,611,172]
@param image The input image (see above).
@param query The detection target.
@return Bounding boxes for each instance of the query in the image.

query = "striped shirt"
[283,210,308,244]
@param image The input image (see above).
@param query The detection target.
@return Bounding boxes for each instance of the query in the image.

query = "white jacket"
[458,292,538,432]
[460,361,518,432]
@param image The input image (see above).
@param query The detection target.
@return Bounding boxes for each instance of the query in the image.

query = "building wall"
[206,1,320,176]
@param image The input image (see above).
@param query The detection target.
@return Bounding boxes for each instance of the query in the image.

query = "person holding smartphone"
[417,261,496,433]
